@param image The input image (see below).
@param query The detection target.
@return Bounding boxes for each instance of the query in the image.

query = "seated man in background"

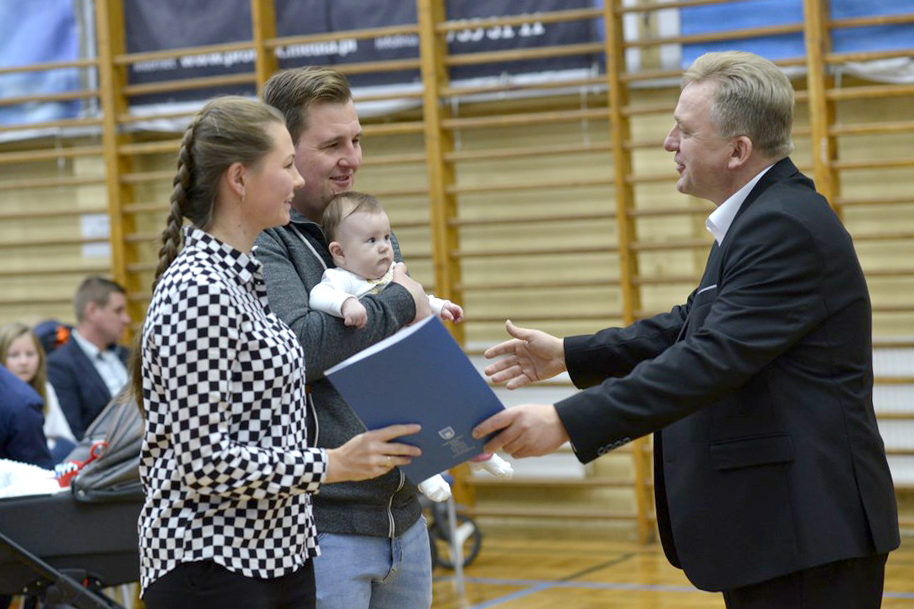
[48,276,130,440]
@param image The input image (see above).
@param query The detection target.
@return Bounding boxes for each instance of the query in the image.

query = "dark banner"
[124,0,602,105]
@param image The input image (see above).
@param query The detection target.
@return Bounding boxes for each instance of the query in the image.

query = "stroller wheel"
[428,514,482,569]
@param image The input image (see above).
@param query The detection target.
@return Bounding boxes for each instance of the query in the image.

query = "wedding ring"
[385,455,393,468]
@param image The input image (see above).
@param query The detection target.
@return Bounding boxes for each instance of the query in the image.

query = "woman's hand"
[325,424,422,483]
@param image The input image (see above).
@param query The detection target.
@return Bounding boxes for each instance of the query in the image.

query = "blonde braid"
[132,97,285,414]
[153,118,198,288]
[132,116,199,412]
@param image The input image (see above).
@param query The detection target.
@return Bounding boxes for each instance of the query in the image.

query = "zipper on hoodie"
[307,393,319,445]
[387,470,405,538]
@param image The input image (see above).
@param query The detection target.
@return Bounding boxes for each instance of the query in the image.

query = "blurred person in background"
[47,276,130,439]
[0,322,76,463]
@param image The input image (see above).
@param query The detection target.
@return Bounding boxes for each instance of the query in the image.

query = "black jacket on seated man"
[48,339,129,441]
[0,364,53,469]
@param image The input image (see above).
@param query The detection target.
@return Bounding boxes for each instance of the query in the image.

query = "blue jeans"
[313,517,432,609]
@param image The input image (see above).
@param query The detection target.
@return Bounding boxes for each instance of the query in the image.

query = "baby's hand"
[469,453,514,479]
[418,474,452,502]
[341,298,368,328]
[440,302,465,324]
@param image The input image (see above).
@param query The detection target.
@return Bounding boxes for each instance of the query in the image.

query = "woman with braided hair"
[133,96,422,609]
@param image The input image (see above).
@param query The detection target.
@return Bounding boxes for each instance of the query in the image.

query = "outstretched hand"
[483,320,566,389]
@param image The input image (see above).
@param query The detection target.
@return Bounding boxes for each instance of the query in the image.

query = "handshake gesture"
[472,320,570,458]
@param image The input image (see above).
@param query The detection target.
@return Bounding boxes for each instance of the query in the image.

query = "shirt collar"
[706,164,774,245]
[289,208,312,224]
[184,226,262,286]
[289,208,327,239]
[70,328,117,359]
[71,328,109,359]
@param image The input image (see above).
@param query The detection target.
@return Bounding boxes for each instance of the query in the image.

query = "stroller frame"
[0,528,122,609]
[0,490,141,609]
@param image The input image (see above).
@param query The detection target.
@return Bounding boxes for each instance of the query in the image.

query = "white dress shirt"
[706,164,774,245]
[70,328,128,399]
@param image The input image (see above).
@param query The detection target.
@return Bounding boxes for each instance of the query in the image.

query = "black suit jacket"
[555,158,899,591]
[47,338,129,440]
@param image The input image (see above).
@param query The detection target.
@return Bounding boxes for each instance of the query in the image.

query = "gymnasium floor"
[431,533,914,608]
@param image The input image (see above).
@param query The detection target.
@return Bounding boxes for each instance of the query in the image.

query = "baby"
[310,191,513,500]
[309,191,463,328]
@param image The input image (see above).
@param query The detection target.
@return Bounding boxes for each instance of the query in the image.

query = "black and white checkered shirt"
[138,227,327,593]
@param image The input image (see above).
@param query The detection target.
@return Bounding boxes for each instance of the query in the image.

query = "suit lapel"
[729,157,799,232]
[115,345,129,367]
[676,158,800,343]
[696,241,722,293]
[677,242,723,341]
[69,341,111,400]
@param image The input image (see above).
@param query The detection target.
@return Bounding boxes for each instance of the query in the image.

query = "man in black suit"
[474,51,899,608]
[48,276,130,440]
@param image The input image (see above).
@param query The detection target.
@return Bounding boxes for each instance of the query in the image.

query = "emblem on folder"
[438,426,455,440]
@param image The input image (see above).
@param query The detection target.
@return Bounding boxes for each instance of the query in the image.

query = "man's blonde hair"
[683,51,794,159]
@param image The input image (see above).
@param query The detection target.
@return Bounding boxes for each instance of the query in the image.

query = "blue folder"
[325,316,505,483]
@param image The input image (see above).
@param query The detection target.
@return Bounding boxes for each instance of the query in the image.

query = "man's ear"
[728,136,753,169]
[225,161,246,200]
[82,301,104,326]
[328,241,345,265]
